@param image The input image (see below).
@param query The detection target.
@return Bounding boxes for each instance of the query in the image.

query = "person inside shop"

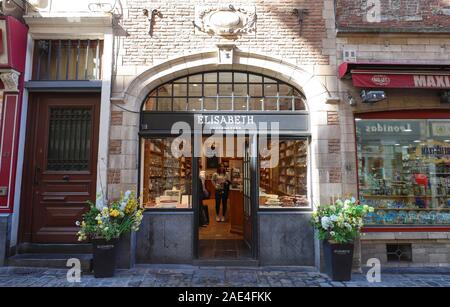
[199,170,210,227]
[212,164,231,222]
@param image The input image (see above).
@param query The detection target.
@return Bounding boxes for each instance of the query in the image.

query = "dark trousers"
[215,190,228,216]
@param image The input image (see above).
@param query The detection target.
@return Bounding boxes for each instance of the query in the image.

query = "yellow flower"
[109,209,120,218]
[97,220,103,225]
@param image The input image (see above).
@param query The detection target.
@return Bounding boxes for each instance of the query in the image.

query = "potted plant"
[76,191,144,278]
[311,197,373,281]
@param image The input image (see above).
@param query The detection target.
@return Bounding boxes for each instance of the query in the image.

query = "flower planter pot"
[92,239,118,278]
[323,240,354,282]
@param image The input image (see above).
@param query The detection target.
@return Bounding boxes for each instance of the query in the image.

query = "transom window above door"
[143,71,306,112]
[32,39,103,81]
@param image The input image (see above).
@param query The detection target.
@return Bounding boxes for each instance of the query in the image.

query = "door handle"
[34,167,41,185]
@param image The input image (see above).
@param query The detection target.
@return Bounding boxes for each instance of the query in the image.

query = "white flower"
[124,190,132,199]
[330,231,336,236]
[321,217,331,230]
[75,221,80,226]
[95,194,107,211]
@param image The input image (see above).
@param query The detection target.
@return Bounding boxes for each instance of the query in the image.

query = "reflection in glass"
[144,71,306,111]
[357,119,450,226]
[142,138,192,209]
[259,139,309,208]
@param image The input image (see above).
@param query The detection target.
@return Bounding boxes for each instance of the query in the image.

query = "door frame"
[194,133,259,260]
[18,92,101,244]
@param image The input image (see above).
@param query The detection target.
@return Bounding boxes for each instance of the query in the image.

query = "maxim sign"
[352,73,450,89]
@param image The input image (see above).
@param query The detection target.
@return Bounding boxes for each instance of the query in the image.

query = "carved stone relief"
[0,70,20,93]
[194,5,256,37]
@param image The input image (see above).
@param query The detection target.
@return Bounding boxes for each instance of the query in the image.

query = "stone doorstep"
[7,254,92,273]
[361,265,450,275]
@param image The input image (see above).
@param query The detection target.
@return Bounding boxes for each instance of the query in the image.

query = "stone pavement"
[0,265,450,287]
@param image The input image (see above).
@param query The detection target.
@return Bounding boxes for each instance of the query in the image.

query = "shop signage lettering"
[352,73,450,89]
[413,141,450,163]
[414,75,450,88]
[197,115,254,125]
[421,145,450,156]
[364,123,413,133]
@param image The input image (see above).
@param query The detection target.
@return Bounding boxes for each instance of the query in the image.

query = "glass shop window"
[259,139,309,209]
[142,138,192,209]
[142,71,306,112]
[356,119,450,226]
[32,40,103,81]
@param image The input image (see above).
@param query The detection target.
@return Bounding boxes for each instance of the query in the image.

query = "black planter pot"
[92,238,118,278]
[323,240,354,282]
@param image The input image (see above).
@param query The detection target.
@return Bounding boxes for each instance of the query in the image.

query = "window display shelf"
[362,195,448,199]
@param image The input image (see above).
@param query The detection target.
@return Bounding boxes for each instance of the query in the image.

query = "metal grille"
[47,108,92,171]
[32,39,103,81]
[387,244,413,262]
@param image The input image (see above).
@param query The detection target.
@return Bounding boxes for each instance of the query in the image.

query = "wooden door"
[26,93,100,243]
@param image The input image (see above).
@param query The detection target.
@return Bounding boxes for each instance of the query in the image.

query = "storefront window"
[141,138,192,209]
[142,71,306,112]
[259,139,309,209]
[356,119,450,226]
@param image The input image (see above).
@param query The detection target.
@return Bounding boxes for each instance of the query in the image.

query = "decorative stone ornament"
[194,5,256,37]
[216,44,235,65]
[0,70,20,93]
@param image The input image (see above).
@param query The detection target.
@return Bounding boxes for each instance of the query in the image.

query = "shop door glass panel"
[243,138,253,249]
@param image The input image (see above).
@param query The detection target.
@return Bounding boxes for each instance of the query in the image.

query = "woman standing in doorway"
[212,164,230,222]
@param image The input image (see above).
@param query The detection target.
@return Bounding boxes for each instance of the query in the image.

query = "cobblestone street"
[0,265,450,287]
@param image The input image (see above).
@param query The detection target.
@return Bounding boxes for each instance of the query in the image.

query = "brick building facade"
[0,0,449,270]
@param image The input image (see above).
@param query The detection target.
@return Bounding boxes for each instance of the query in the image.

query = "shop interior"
[357,119,450,226]
[141,136,309,260]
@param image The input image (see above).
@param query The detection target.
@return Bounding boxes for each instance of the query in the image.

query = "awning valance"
[339,61,450,89]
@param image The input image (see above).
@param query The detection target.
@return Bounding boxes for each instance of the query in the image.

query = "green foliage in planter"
[311,198,374,244]
[77,191,144,242]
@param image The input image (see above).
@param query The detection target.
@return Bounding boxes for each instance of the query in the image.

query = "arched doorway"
[139,70,311,263]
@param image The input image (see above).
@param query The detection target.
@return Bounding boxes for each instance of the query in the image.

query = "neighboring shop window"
[142,138,192,209]
[356,119,450,226]
[143,71,306,112]
[32,39,103,80]
[259,139,309,209]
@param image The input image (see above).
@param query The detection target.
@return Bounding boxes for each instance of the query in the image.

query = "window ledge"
[25,80,102,91]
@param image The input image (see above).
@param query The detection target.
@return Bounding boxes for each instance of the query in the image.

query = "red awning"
[339,61,450,89]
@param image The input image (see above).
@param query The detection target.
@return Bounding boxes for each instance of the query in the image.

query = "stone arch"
[122,48,332,112]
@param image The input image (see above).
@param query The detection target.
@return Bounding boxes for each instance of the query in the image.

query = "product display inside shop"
[356,119,450,225]
[259,139,309,208]
[142,138,192,209]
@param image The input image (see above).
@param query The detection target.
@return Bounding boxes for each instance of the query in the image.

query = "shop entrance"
[197,135,255,261]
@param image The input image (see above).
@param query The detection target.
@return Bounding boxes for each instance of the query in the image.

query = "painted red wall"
[0,16,28,214]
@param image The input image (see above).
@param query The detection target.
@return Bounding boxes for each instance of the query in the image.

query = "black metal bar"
[47,40,52,80]
[85,39,90,80]
[36,41,41,80]
[56,40,61,80]
[95,39,100,79]
[66,40,71,80]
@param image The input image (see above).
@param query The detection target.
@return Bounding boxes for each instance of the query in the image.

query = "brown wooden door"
[27,93,100,243]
